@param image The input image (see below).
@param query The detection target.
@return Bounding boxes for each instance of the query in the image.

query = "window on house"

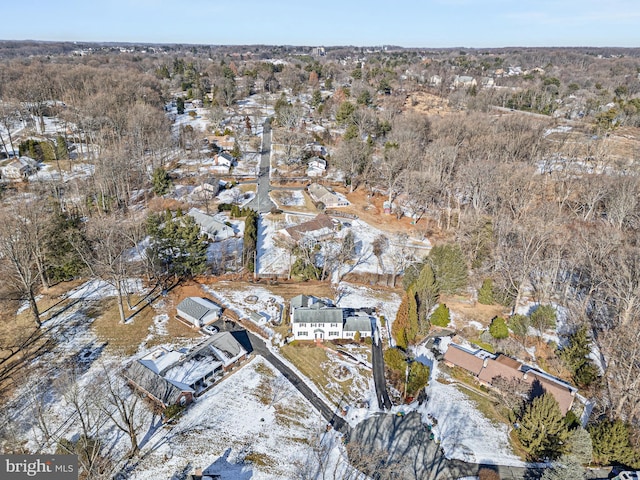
[329,331,339,337]
[331,323,339,328]
[298,323,306,328]
[298,331,308,336]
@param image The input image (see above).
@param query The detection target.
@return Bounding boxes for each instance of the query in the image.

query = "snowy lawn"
[131,357,338,480]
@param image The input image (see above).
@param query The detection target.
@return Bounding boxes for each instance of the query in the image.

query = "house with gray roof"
[176,297,222,328]
[291,301,373,342]
[188,208,236,241]
[124,332,247,408]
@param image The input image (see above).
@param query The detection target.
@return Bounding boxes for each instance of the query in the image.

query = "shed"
[177,297,222,327]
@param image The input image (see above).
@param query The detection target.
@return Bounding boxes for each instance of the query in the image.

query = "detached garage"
[176,297,222,327]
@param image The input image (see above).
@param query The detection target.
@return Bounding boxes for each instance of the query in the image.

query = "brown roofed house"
[443,344,486,376]
[478,354,524,384]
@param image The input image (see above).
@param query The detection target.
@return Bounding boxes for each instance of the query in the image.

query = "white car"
[203,325,219,335]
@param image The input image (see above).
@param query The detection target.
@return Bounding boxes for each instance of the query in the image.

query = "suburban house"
[443,343,578,414]
[306,157,327,177]
[125,332,247,408]
[188,208,236,241]
[0,156,40,181]
[216,152,235,167]
[452,75,477,89]
[176,296,223,328]
[480,77,495,88]
[308,183,349,208]
[290,295,373,341]
[428,75,442,87]
[281,214,336,245]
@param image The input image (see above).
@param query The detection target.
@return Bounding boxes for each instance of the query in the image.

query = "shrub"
[489,316,509,339]
[429,304,450,327]
[530,304,557,332]
[354,331,361,343]
[383,348,407,373]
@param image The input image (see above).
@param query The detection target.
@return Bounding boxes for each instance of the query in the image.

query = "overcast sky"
[3,0,640,47]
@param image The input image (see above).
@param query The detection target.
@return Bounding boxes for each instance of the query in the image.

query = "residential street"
[246,118,276,214]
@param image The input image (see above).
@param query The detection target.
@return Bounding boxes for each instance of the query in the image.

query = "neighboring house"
[0,156,40,181]
[291,299,373,342]
[188,208,235,241]
[443,343,578,414]
[176,296,223,327]
[480,77,495,88]
[508,66,523,76]
[125,332,247,408]
[216,152,235,167]
[306,157,327,177]
[282,214,336,245]
[428,75,442,87]
[308,183,349,208]
[452,75,477,89]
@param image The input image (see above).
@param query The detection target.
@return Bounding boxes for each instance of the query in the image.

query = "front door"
[315,331,324,341]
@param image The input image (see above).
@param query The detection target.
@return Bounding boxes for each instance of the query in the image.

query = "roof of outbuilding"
[177,297,222,322]
[343,314,372,332]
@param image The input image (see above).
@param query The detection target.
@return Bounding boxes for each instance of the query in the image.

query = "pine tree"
[559,325,599,387]
[176,97,185,114]
[428,243,468,295]
[429,304,450,328]
[414,263,438,325]
[489,316,509,339]
[406,286,419,342]
[151,167,172,196]
[567,427,593,465]
[589,419,634,466]
[517,393,569,460]
[540,455,585,480]
[55,135,69,160]
[477,278,495,305]
[392,294,410,349]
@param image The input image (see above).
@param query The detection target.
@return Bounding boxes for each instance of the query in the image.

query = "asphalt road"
[246,118,276,214]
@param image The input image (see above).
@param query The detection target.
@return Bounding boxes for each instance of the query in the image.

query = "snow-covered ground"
[132,357,344,480]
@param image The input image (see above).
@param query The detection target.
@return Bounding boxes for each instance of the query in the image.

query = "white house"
[290,296,373,342]
[452,75,477,89]
[216,152,235,167]
[188,208,235,241]
[176,297,223,327]
[306,157,327,177]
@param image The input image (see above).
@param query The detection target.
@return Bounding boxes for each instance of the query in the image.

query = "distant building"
[306,157,327,177]
[188,208,236,241]
[0,156,40,181]
[281,214,336,246]
[307,183,349,208]
[428,75,442,87]
[452,75,477,89]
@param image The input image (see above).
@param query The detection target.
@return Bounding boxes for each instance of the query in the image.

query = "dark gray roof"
[293,307,344,324]
[177,297,221,322]
[208,331,245,360]
[125,361,189,406]
[188,208,234,239]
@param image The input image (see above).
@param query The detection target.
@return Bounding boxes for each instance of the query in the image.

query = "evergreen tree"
[567,427,593,465]
[540,455,585,480]
[509,314,531,342]
[559,325,599,387]
[151,167,172,196]
[242,210,258,272]
[428,243,468,295]
[406,286,420,341]
[489,316,509,339]
[176,97,185,114]
[517,393,570,461]
[429,304,450,328]
[392,294,410,349]
[414,263,438,325]
[147,210,208,279]
[530,305,557,332]
[478,278,495,305]
[589,419,635,466]
[55,135,69,160]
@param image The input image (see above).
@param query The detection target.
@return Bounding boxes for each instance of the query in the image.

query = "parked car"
[203,325,219,335]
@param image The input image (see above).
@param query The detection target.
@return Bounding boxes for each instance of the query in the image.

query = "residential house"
[443,343,578,414]
[306,157,327,177]
[216,152,235,167]
[291,300,373,342]
[125,332,247,408]
[452,76,477,89]
[188,208,236,241]
[480,77,495,88]
[308,183,349,208]
[281,214,336,246]
[289,294,328,322]
[0,156,40,181]
[428,75,442,87]
[508,66,523,76]
[176,296,223,328]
